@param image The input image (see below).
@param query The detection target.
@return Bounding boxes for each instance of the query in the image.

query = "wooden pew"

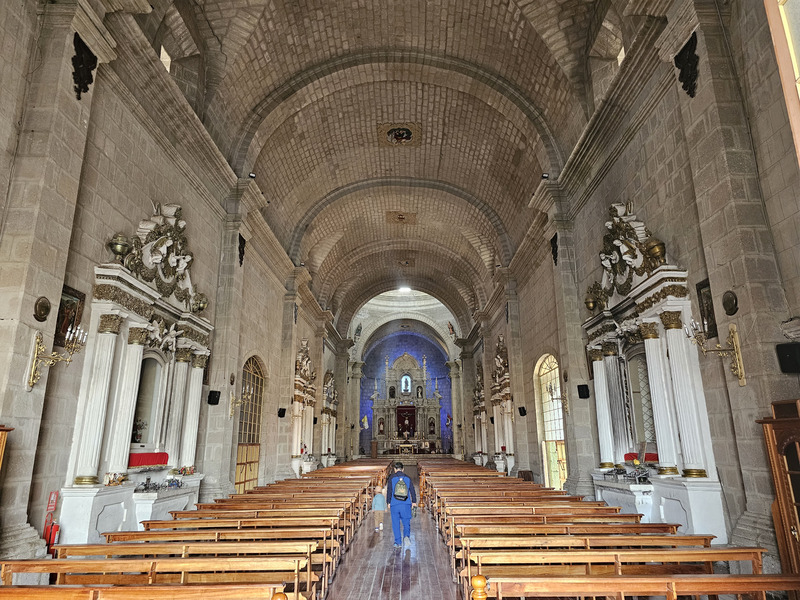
[0,584,287,599]
[468,572,800,600]
[1,556,314,600]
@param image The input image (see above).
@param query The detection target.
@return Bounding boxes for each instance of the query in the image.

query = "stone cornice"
[101,0,152,13]
[75,0,117,63]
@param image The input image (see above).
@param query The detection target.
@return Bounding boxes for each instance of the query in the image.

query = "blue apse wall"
[358,332,453,455]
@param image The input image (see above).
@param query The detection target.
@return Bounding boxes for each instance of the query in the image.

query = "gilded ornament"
[92,284,154,320]
[639,322,659,339]
[659,311,683,330]
[587,323,617,343]
[636,284,688,313]
[682,468,708,478]
[175,348,193,362]
[181,327,210,348]
[191,354,208,369]
[624,329,643,346]
[128,327,150,345]
[602,342,618,356]
[588,348,603,362]
[98,314,123,334]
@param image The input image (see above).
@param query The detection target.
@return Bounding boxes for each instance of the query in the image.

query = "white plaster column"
[660,311,715,478]
[291,398,304,457]
[480,411,489,465]
[164,348,192,467]
[639,321,680,475]
[589,349,615,468]
[347,361,364,458]
[74,315,122,484]
[105,326,148,474]
[602,342,631,464]
[320,411,330,456]
[503,399,515,455]
[473,411,483,456]
[330,413,337,455]
[179,353,208,468]
[491,399,504,453]
[303,398,315,455]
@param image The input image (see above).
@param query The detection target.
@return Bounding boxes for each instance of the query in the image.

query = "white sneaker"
[403,536,411,549]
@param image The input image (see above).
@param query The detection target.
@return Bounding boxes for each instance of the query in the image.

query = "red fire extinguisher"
[43,512,59,556]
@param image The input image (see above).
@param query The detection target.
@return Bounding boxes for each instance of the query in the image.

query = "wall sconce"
[547,382,569,415]
[685,319,746,386]
[28,326,87,389]
[229,384,253,418]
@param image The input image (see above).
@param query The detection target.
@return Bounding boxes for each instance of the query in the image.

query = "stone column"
[332,342,351,458]
[164,348,192,467]
[491,399,504,453]
[639,321,680,475]
[480,410,489,465]
[602,342,631,464]
[179,354,208,468]
[303,398,315,456]
[105,326,148,474]
[447,361,464,458]
[458,349,477,456]
[347,361,365,458]
[73,315,123,484]
[473,411,483,457]
[660,311,714,477]
[589,349,615,468]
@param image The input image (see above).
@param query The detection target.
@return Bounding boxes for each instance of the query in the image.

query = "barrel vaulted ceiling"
[139,0,636,336]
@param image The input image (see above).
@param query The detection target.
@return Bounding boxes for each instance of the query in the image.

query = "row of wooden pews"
[419,457,800,600]
[0,458,392,599]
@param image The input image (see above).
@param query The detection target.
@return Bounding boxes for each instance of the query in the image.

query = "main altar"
[370,353,443,454]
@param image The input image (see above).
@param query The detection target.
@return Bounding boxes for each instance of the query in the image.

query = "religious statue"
[416,386,423,399]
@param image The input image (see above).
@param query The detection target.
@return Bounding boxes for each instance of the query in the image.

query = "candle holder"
[27,326,87,389]
[685,319,746,386]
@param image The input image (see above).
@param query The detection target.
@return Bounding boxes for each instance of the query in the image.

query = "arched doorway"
[235,356,265,493]
[537,354,567,489]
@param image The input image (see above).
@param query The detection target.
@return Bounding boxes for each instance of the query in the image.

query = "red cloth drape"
[624,452,659,462]
[128,452,169,468]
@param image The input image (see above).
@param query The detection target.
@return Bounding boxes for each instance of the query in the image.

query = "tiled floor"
[325,466,459,600]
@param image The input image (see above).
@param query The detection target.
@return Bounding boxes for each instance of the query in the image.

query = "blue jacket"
[387,471,416,505]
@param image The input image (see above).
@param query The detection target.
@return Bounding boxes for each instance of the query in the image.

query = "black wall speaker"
[277,407,286,418]
[490,416,495,425]
[313,417,318,425]
[777,343,800,373]
[577,384,590,399]
[518,406,527,417]
[207,390,220,405]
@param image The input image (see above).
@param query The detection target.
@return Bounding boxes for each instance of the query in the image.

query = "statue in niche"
[378,418,384,434]
[416,386,423,399]
[389,386,396,398]
[429,417,435,435]
[401,374,411,394]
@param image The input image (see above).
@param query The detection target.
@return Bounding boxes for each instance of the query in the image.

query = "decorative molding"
[98,314,122,334]
[588,323,617,343]
[635,283,689,313]
[588,348,604,362]
[602,342,618,356]
[660,310,683,330]
[191,354,209,369]
[128,327,149,345]
[92,284,155,320]
[180,326,210,348]
[639,322,659,339]
[378,122,421,147]
[175,348,193,362]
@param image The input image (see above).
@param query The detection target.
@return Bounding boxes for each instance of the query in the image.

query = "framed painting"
[696,279,718,339]
[54,285,85,347]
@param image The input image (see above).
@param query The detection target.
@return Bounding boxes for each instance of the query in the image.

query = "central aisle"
[325,465,459,600]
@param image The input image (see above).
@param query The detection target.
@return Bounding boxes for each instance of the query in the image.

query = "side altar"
[370,353,443,455]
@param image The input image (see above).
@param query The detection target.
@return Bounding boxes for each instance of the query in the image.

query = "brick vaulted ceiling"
[151,0,627,335]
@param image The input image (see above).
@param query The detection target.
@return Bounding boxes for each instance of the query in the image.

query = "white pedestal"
[301,458,317,473]
[494,455,506,473]
[473,454,483,465]
[290,457,302,479]
[651,477,728,543]
[591,472,654,522]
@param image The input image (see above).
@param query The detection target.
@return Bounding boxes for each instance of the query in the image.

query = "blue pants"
[390,502,412,544]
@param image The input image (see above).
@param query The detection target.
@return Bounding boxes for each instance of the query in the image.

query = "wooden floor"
[326,466,459,600]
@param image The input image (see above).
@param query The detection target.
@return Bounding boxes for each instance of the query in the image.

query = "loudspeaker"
[313,417,318,425]
[777,343,800,373]
[207,390,220,405]
[577,384,590,399]
[490,417,494,425]
[277,407,286,418]
[518,406,527,417]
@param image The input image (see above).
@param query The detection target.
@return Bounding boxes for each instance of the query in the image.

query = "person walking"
[372,485,387,531]
[387,461,416,549]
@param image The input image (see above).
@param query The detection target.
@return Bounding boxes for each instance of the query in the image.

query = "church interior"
[1,0,800,595]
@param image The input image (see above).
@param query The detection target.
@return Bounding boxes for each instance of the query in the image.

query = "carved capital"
[639,322,659,339]
[602,342,618,357]
[191,354,209,369]
[98,314,122,334]
[660,310,683,330]
[128,327,149,345]
[175,348,193,362]
[588,348,603,362]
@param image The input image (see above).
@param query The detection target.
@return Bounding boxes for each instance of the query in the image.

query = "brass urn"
[107,233,131,264]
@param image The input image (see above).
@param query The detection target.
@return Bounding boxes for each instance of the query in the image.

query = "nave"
[2,458,800,599]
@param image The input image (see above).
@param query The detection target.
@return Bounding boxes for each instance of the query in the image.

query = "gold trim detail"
[658,466,680,475]
[74,475,99,485]
[637,284,688,313]
[93,284,154,320]
[660,311,683,330]
[191,354,209,369]
[588,349,603,362]
[175,348,193,362]
[182,327,210,348]
[599,462,614,468]
[128,327,149,345]
[587,323,617,343]
[639,322,659,339]
[682,468,707,478]
[602,342,618,356]
[98,314,123,334]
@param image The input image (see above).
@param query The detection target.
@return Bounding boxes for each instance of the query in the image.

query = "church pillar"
[589,349,615,468]
[491,399,504,454]
[447,361,464,458]
[660,311,714,477]
[333,341,351,460]
[179,354,209,468]
[650,0,792,553]
[164,348,192,467]
[0,0,117,558]
[602,343,631,464]
[480,410,489,466]
[104,326,148,474]
[347,361,365,459]
[458,348,476,456]
[72,315,123,484]
[639,321,680,475]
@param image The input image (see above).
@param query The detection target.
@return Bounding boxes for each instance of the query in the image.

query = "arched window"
[235,357,265,494]
[537,354,567,490]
